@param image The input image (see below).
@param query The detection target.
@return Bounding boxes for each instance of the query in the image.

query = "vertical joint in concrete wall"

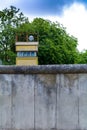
[77,76,80,126]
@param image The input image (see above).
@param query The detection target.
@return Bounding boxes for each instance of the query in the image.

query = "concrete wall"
[0,65,87,130]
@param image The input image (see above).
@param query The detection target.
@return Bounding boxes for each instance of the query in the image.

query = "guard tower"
[15,33,38,65]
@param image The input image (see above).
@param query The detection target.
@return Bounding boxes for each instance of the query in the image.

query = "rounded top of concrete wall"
[0,64,87,74]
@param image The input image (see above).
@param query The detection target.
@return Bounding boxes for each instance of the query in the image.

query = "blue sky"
[14,0,87,15]
[15,0,75,15]
[0,0,87,51]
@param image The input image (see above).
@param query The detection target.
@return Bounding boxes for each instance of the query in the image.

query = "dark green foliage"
[19,18,78,64]
[0,6,28,65]
[77,50,87,64]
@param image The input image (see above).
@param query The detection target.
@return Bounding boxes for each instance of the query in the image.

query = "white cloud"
[59,2,87,52]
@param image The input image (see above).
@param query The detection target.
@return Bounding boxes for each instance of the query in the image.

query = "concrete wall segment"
[0,65,87,130]
[0,64,87,74]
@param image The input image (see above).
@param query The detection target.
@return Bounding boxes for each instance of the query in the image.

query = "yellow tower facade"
[15,33,38,65]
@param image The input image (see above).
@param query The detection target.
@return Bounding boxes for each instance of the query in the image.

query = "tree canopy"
[0,6,28,64]
[18,18,79,64]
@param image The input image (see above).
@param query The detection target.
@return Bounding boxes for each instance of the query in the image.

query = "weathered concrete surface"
[12,75,34,129]
[35,75,57,130]
[0,65,87,130]
[0,75,12,129]
[1,64,87,74]
[56,74,79,129]
[79,74,87,129]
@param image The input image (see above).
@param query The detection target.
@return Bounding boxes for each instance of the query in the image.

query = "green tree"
[19,18,78,64]
[77,50,87,64]
[0,6,28,64]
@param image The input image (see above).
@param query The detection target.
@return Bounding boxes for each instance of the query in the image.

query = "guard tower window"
[17,51,37,57]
